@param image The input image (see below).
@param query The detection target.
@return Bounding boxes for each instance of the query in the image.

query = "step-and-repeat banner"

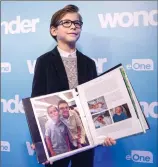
[1,1,157,167]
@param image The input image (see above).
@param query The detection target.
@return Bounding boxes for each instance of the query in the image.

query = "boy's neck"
[57,41,76,53]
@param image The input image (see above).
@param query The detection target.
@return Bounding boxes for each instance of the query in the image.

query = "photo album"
[22,64,149,164]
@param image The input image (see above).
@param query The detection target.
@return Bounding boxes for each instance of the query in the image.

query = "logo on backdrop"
[26,142,35,156]
[126,59,154,71]
[27,60,36,74]
[1,141,10,152]
[126,150,153,163]
[98,10,158,28]
[140,101,158,118]
[1,62,11,73]
[27,58,108,74]
[1,95,24,113]
[1,16,40,34]
[92,58,108,74]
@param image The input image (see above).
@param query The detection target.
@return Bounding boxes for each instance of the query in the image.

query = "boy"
[45,105,70,156]
[31,4,116,167]
[58,100,86,150]
[113,106,128,123]
[95,114,112,128]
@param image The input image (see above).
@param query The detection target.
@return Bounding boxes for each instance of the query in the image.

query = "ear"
[50,26,57,37]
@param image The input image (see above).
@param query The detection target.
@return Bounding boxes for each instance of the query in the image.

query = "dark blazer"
[31,46,97,97]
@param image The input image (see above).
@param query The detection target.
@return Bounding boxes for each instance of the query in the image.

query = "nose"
[70,23,76,29]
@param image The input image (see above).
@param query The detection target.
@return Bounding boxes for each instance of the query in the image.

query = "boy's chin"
[66,38,78,44]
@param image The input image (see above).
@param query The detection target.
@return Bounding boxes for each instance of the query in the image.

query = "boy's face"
[51,13,82,44]
[58,103,70,119]
[98,103,103,108]
[115,106,123,115]
[48,106,59,120]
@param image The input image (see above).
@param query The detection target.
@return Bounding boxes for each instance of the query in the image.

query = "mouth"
[68,33,78,36]
[63,110,68,114]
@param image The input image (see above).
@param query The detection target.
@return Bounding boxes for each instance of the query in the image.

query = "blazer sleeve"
[92,60,98,79]
[31,57,47,97]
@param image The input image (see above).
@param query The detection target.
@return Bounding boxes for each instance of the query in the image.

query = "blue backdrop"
[1,1,157,167]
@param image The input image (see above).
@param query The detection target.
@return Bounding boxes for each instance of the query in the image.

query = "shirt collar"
[69,110,74,117]
[57,46,76,58]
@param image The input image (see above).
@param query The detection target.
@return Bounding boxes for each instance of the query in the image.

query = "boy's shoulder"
[37,50,53,62]
[36,47,59,64]
[45,119,56,128]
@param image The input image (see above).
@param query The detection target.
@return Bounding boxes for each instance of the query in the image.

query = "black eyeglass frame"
[56,20,83,28]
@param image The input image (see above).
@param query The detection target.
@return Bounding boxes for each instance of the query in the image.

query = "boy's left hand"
[103,137,116,146]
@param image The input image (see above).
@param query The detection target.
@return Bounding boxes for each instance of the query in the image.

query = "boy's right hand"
[31,144,35,150]
[42,160,52,165]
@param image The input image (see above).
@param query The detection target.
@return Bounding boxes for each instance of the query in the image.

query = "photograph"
[87,96,108,115]
[110,103,131,123]
[31,91,90,158]
[92,111,113,129]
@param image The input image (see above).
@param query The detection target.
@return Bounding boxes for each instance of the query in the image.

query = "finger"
[107,139,112,146]
[31,144,35,150]
[103,137,109,146]
[42,160,50,165]
[50,161,53,165]
[103,138,108,146]
[109,137,115,141]
[109,138,116,145]
[104,137,112,146]
[46,161,50,164]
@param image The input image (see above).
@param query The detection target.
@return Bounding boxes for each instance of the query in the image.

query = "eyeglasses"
[57,20,83,29]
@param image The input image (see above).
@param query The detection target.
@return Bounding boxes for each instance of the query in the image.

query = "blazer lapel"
[76,50,86,85]
[51,46,69,90]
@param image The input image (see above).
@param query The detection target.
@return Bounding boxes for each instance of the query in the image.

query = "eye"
[75,21,80,25]
[75,21,82,27]
[63,20,71,25]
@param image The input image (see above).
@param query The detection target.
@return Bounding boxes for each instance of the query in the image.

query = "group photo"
[31,91,90,158]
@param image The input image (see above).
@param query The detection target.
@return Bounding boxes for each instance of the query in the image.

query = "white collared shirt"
[57,46,76,58]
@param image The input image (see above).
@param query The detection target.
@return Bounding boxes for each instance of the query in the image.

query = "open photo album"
[22,64,149,164]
